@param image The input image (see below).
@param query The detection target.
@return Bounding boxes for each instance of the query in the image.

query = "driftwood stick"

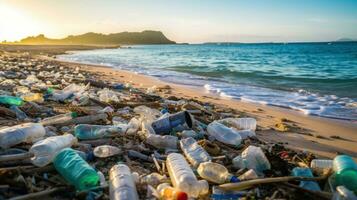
[9,186,67,200]
[219,176,327,191]
[0,152,33,162]
[279,182,332,200]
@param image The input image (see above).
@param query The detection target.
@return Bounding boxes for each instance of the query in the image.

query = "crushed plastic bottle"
[207,121,242,146]
[211,186,246,200]
[166,153,208,198]
[157,183,188,200]
[291,167,321,191]
[98,88,120,103]
[238,169,258,180]
[0,123,46,149]
[197,162,239,184]
[146,134,178,150]
[218,117,257,130]
[310,159,333,175]
[9,105,28,121]
[40,112,77,126]
[21,92,44,103]
[93,145,122,158]
[74,124,127,140]
[141,172,168,187]
[51,83,89,102]
[180,137,211,167]
[109,163,139,200]
[30,134,78,167]
[151,111,193,135]
[232,145,271,173]
[0,95,23,106]
[333,155,357,193]
[332,186,357,200]
[53,148,99,191]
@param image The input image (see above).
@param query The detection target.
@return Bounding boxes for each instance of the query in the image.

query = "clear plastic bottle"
[145,134,178,150]
[109,163,139,200]
[180,137,211,167]
[166,153,208,198]
[310,159,333,174]
[235,129,256,139]
[9,105,28,121]
[291,167,321,191]
[74,124,127,140]
[207,121,242,146]
[332,186,357,200]
[232,145,271,173]
[53,148,99,191]
[51,83,89,102]
[218,118,256,130]
[0,123,46,149]
[0,95,23,106]
[238,169,258,180]
[40,112,77,126]
[30,134,78,167]
[197,162,239,184]
[157,183,188,200]
[333,155,357,193]
[22,92,44,103]
[93,145,122,158]
[141,172,168,187]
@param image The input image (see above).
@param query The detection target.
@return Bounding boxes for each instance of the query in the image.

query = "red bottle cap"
[176,191,188,200]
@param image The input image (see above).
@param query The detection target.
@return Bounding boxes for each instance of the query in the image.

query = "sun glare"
[0,4,44,42]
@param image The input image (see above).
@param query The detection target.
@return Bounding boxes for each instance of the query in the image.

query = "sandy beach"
[51,51,357,160]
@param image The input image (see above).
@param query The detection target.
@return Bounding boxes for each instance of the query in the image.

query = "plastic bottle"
[141,173,168,187]
[0,95,23,106]
[157,183,188,200]
[333,155,357,193]
[51,83,89,102]
[0,123,46,149]
[332,186,357,200]
[197,162,239,184]
[109,163,139,200]
[232,145,271,173]
[146,134,178,150]
[74,124,127,140]
[310,159,333,175]
[9,105,28,120]
[291,167,321,191]
[40,112,77,126]
[53,148,99,191]
[151,111,193,135]
[93,145,122,158]
[22,93,44,103]
[238,169,258,180]
[218,118,256,130]
[207,121,242,146]
[211,186,246,200]
[180,137,211,167]
[30,134,78,167]
[166,153,208,198]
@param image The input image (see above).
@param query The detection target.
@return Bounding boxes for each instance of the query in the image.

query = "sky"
[1,0,357,43]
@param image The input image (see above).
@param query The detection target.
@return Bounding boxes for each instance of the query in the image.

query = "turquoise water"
[58,43,357,120]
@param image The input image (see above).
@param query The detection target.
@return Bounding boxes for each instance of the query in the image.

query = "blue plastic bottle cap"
[86,151,95,161]
[230,176,240,183]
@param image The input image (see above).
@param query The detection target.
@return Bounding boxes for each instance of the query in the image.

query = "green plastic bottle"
[333,155,357,193]
[0,95,23,106]
[53,148,99,191]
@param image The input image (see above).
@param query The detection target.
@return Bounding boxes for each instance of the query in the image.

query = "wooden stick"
[9,186,67,200]
[279,182,332,200]
[152,154,161,174]
[219,176,327,191]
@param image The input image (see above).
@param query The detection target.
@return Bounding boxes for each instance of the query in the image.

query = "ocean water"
[57,43,357,120]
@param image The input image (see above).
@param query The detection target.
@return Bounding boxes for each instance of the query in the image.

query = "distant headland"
[3,31,176,45]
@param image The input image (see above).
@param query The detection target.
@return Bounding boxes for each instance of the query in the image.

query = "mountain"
[18,31,175,45]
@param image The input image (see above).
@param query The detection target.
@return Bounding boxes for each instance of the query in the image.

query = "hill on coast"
[13,31,175,45]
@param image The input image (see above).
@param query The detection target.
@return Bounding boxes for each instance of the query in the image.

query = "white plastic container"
[157,183,188,200]
[197,162,239,184]
[232,145,271,173]
[40,112,76,126]
[207,121,242,146]
[166,153,208,198]
[180,137,211,167]
[218,117,257,130]
[109,163,139,200]
[310,159,333,174]
[30,134,77,167]
[146,134,178,149]
[93,145,122,158]
[0,123,46,149]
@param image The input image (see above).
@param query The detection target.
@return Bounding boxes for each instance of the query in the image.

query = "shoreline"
[52,56,357,159]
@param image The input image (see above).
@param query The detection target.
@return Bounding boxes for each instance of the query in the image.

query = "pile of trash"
[0,52,356,200]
